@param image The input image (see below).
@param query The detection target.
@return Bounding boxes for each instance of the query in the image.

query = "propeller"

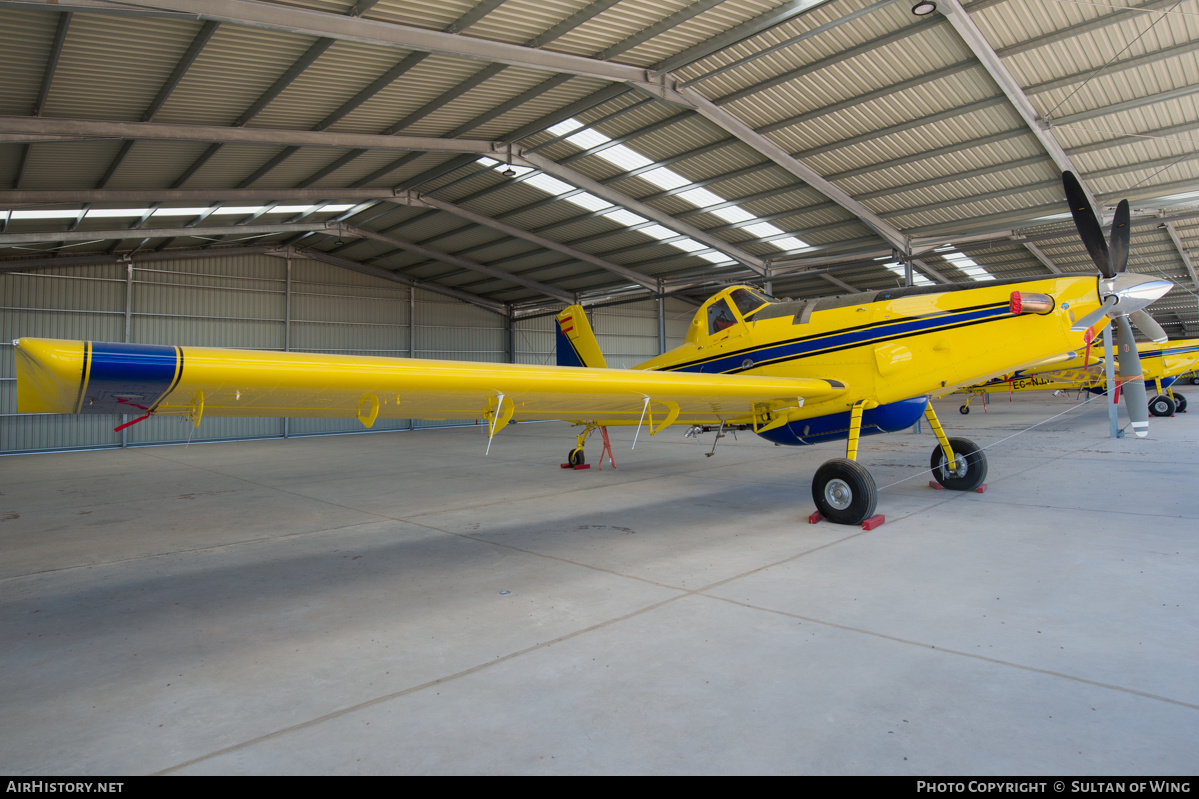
[1062,171,1172,437]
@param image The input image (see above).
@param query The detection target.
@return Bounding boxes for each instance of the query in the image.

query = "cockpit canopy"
[690,286,774,342]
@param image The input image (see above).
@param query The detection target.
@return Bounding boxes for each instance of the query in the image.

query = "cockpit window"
[707,298,737,335]
[729,287,771,317]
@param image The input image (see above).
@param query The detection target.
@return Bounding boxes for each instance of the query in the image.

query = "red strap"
[113,412,152,432]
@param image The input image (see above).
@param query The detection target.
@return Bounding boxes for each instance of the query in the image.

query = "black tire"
[930,437,988,492]
[1190,376,1199,386]
[1173,393,1187,412]
[811,458,877,525]
[1149,395,1175,417]
[568,448,585,467]
[959,404,970,415]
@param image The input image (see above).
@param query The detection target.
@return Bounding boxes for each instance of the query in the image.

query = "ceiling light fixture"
[912,1,937,14]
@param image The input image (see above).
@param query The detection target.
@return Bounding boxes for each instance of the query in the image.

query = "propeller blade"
[1063,171,1114,278]
[1129,309,1168,343]
[1115,316,1149,438]
[1109,199,1130,274]
[1070,295,1117,332]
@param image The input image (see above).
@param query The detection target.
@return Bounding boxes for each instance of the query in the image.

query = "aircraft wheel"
[959,404,970,415]
[1173,393,1187,412]
[568,448,585,467]
[1149,395,1175,417]
[1191,377,1199,386]
[930,437,988,492]
[811,458,877,525]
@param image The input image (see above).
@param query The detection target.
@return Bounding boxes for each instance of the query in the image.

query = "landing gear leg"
[925,403,988,491]
[812,400,879,525]
[1163,379,1186,413]
[567,423,597,467]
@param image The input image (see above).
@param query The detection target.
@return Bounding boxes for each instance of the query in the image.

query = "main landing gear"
[1149,375,1186,416]
[562,423,615,470]
[1149,394,1175,417]
[811,401,988,526]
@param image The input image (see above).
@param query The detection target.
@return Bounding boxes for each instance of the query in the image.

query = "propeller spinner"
[1062,171,1172,437]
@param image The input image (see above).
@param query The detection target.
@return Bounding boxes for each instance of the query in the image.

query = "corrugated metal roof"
[0,0,1197,325]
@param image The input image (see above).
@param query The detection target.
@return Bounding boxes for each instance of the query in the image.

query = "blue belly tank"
[755,396,930,446]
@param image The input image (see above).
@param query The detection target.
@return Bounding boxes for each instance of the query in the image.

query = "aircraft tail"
[555,305,607,368]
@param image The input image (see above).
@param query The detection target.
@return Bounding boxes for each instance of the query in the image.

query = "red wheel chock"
[808,511,886,530]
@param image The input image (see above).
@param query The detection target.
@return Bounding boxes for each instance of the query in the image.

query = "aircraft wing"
[15,338,847,432]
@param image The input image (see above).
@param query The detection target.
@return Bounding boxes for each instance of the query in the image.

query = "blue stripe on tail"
[556,325,585,368]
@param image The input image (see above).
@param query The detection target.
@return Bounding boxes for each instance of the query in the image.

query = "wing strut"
[485,394,514,455]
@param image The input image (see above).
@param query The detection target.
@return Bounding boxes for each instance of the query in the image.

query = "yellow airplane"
[957,338,1199,416]
[12,173,1174,526]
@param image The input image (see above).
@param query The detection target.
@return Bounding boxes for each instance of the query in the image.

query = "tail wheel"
[811,458,877,525]
[959,404,970,415]
[1149,395,1175,417]
[568,448,585,467]
[930,437,988,491]
[1173,393,1187,412]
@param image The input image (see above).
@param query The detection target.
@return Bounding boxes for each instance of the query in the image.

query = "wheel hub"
[940,453,967,479]
[824,478,853,510]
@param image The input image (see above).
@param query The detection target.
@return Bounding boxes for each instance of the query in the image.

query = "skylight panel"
[5,202,361,222]
[883,261,933,286]
[210,206,269,215]
[942,251,994,281]
[547,119,584,136]
[744,222,782,238]
[639,224,678,240]
[676,187,726,207]
[84,208,147,218]
[603,209,648,227]
[538,118,811,253]
[524,173,575,196]
[593,143,652,171]
[639,167,690,191]
[773,237,809,251]
[708,205,755,224]
[566,192,613,213]
[152,207,213,216]
[10,210,82,219]
[564,128,611,151]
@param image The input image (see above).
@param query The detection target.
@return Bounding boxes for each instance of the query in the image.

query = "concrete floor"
[2,395,1197,775]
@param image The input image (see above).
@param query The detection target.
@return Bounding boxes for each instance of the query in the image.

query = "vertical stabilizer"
[555,305,608,368]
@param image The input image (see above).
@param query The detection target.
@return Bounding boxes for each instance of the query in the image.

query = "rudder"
[555,305,608,368]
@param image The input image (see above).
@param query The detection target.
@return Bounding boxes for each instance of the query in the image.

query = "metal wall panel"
[514,314,556,366]
[411,288,505,429]
[286,265,413,436]
[591,299,665,368]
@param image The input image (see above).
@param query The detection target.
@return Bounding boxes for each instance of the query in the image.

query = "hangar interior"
[2,0,1198,776]
[4,0,1199,451]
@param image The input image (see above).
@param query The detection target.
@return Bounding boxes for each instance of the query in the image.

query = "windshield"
[729,287,771,317]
